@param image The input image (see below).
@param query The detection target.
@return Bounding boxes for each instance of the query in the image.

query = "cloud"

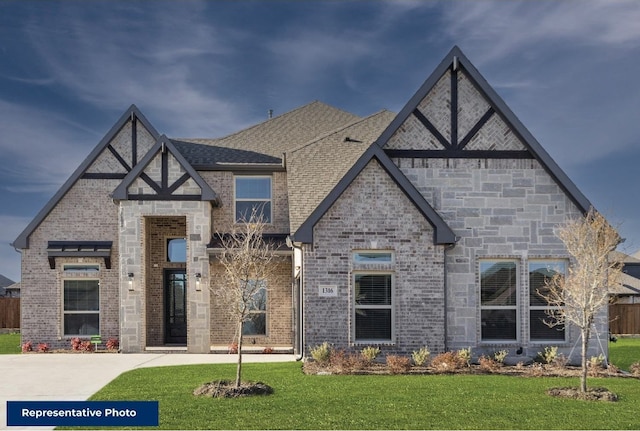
[21,2,252,138]
[0,100,98,194]
[441,0,640,63]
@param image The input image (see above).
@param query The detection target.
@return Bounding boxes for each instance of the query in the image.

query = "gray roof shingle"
[286,110,397,233]
[172,140,282,168]
[177,101,361,158]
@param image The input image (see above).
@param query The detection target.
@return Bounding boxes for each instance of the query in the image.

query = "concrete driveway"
[0,353,296,429]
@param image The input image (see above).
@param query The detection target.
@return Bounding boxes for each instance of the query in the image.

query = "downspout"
[288,238,305,361]
[443,238,458,352]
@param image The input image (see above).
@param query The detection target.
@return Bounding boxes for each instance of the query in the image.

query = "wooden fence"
[609,304,640,335]
[0,297,20,328]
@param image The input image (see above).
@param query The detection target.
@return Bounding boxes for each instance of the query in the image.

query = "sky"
[1,0,640,283]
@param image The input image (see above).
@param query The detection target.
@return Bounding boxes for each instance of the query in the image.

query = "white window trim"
[234,175,273,224]
[352,271,394,345]
[528,259,568,343]
[61,278,101,337]
[479,259,520,344]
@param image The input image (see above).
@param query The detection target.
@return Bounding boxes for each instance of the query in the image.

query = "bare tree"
[211,211,277,388]
[540,208,623,392]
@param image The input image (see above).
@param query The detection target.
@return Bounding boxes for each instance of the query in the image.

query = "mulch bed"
[193,380,273,398]
[547,386,619,401]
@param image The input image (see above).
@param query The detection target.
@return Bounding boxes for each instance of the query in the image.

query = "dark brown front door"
[165,269,187,344]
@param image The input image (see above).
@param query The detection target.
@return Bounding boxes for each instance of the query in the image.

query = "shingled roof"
[180,101,360,158]
[286,110,396,233]
[172,140,282,169]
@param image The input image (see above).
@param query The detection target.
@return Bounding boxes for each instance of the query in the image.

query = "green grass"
[0,332,21,354]
[80,361,640,430]
[609,337,640,371]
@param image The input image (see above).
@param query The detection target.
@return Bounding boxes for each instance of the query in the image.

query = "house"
[0,275,14,297]
[13,46,609,361]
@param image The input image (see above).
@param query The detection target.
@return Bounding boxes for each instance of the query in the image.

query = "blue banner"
[7,401,159,427]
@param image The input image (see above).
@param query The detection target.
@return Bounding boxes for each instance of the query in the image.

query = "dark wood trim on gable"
[458,107,495,150]
[412,109,450,149]
[81,173,127,180]
[385,149,534,159]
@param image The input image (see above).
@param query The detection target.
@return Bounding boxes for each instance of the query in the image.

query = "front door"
[165,269,187,344]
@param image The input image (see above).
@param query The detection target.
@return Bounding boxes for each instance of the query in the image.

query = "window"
[235,176,272,223]
[63,264,99,273]
[242,280,267,336]
[354,273,393,342]
[167,238,187,262]
[480,260,518,341]
[353,251,393,264]
[529,260,567,341]
[64,279,99,336]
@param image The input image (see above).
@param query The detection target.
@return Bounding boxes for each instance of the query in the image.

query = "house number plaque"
[318,285,337,297]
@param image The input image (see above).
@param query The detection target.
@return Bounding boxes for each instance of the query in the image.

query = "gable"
[293,144,456,245]
[112,136,218,202]
[13,105,160,249]
[376,46,592,214]
[286,110,395,234]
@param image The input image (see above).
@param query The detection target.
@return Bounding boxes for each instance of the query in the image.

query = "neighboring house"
[0,275,15,298]
[4,282,21,298]
[611,252,640,304]
[13,47,609,361]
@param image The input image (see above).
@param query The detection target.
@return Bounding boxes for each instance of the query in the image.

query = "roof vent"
[344,136,362,143]
[268,109,274,119]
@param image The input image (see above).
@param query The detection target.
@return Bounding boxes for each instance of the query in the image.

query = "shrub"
[37,343,50,353]
[386,355,411,374]
[588,354,606,376]
[81,341,94,352]
[71,337,82,351]
[330,350,364,373]
[537,346,558,364]
[310,342,332,364]
[431,351,463,372]
[553,354,568,368]
[478,355,500,372]
[457,347,471,367]
[411,346,430,366]
[21,341,33,353]
[493,349,508,364]
[262,347,273,354]
[629,362,640,377]
[106,338,119,351]
[360,346,380,363]
[228,342,238,354]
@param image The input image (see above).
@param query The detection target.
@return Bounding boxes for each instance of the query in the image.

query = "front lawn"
[0,332,20,354]
[609,337,640,371]
[82,361,640,430]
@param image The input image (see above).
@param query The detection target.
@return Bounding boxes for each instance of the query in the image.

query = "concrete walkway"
[0,353,296,429]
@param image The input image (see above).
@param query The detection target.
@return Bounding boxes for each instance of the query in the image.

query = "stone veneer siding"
[209,259,293,347]
[394,157,605,361]
[119,200,211,353]
[20,179,120,349]
[304,160,446,356]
